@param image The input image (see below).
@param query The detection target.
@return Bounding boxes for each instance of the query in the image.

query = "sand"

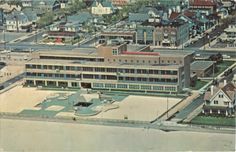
[0,86,74,113]
[0,119,234,152]
[91,95,182,121]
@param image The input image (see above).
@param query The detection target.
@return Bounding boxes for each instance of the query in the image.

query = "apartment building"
[24,42,193,93]
[137,20,189,47]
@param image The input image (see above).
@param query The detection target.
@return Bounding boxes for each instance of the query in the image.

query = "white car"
[195,53,201,57]
[222,54,231,59]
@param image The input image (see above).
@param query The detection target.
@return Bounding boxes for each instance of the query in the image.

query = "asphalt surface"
[173,95,204,121]
[0,73,24,89]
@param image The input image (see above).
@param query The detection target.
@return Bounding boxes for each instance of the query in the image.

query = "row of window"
[93,83,177,91]
[26,65,178,75]
[26,72,178,83]
[107,58,181,64]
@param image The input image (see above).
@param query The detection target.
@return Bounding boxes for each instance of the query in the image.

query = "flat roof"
[38,47,98,57]
[190,61,214,71]
[27,59,182,69]
[153,49,194,57]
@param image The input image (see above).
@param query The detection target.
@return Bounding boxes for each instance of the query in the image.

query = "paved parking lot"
[0,32,27,43]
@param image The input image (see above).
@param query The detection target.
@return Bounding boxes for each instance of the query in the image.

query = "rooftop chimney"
[211,85,214,95]
[224,80,227,86]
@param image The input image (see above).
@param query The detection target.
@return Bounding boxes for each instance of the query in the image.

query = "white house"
[203,81,236,116]
[5,11,33,32]
[91,0,116,15]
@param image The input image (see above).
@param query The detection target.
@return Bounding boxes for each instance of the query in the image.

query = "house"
[5,10,33,32]
[203,81,236,116]
[47,12,93,42]
[128,13,149,23]
[21,0,33,7]
[32,0,61,12]
[169,10,197,37]
[91,0,116,15]
[59,0,69,8]
[0,3,22,13]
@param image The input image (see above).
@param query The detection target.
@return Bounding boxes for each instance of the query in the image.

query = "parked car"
[0,85,4,90]
[222,54,231,59]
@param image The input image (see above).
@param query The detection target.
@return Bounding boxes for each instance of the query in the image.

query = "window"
[219,94,224,98]
[153,86,164,91]
[117,84,128,89]
[214,100,218,104]
[105,83,116,88]
[129,84,139,89]
[141,85,152,90]
[224,102,229,105]
[93,83,104,88]
[112,49,118,55]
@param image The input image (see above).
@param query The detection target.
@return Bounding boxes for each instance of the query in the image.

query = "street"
[0,72,24,89]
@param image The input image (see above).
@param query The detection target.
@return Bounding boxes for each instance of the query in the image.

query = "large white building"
[91,0,116,15]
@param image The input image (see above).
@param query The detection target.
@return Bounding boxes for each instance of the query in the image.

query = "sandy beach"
[0,86,74,113]
[91,95,181,121]
[0,119,234,152]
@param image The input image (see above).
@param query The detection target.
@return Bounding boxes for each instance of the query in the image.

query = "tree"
[37,11,54,28]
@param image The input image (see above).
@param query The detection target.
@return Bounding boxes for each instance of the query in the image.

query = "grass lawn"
[213,61,235,77]
[190,80,209,90]
[191,116,235,127]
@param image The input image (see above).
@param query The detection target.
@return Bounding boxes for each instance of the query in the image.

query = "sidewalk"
[158,91,200,121]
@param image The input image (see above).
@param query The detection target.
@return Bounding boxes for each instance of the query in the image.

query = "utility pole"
[3,29,6,50]
[167,95,169,119]
[35,29,37,43]
[15,15,19,33]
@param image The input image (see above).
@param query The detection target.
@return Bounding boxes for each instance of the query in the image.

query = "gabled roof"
[128,13,149,23]
[32,0,58,7]
[92,0,113,8]
[138,6,159,15]
[5,10,28,21]
[204,82,236,101]
[68,12,93,24]
[190,0,217,7]
[169,12,180,20]
[22,8,37,21]
[170,10,196,20]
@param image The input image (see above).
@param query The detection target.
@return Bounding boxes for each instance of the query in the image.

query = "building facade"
[5,11,32,32]
[203,82,236,116]
[100,28,136,44]
[24,42,193,93]
[47,22,80,41]
[91,0,115,15]
[137,20,189,47]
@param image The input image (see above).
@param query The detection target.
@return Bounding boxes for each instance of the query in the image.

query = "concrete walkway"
[157,91,200,121]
